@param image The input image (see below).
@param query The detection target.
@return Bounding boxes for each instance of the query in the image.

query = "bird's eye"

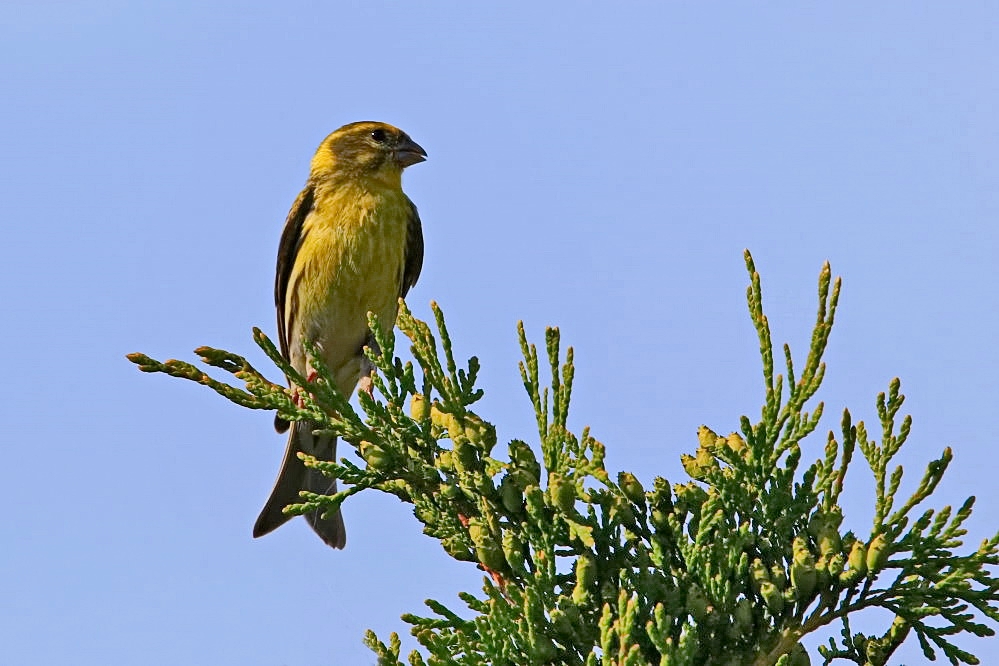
[370,128,388,143]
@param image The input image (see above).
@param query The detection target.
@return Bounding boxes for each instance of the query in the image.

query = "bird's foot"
[358,373,374,398]
[293,371,319,408]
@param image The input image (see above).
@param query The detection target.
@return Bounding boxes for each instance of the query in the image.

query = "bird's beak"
[394,136,427,167]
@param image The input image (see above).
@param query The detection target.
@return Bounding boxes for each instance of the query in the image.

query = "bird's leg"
[357,373,374,398]
[358,333,379,398]
[294,370,319,407]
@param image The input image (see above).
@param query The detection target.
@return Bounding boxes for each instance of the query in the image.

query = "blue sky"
[2,2,997,664]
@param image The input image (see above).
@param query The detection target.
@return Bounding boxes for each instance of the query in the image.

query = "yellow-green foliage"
[129,252,999,666]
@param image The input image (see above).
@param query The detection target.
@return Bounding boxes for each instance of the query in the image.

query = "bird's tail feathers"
[253,421,346,549]
[304,463,346,549]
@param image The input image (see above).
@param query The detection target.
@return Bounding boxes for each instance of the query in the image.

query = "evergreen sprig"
[127,251,999,665]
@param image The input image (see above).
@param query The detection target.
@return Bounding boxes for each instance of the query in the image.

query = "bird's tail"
[253,420,346,549]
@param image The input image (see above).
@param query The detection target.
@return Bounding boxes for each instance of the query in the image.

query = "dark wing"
[273,184,314,435]
[400,198,424,298]
[274,183,315,362]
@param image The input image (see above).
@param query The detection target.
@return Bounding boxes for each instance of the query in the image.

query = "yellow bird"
[253,121,426,548]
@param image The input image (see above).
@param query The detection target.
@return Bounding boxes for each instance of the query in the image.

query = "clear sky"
[2,2,996,664]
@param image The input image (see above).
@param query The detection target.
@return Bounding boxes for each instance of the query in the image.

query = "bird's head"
[310,121,426,187]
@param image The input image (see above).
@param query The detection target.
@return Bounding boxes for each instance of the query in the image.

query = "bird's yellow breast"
[287,180,410,393]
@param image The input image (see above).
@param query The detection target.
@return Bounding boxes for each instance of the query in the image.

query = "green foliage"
[128,251,999,665]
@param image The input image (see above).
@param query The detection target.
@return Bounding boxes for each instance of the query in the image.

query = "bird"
[253,121,426,548]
